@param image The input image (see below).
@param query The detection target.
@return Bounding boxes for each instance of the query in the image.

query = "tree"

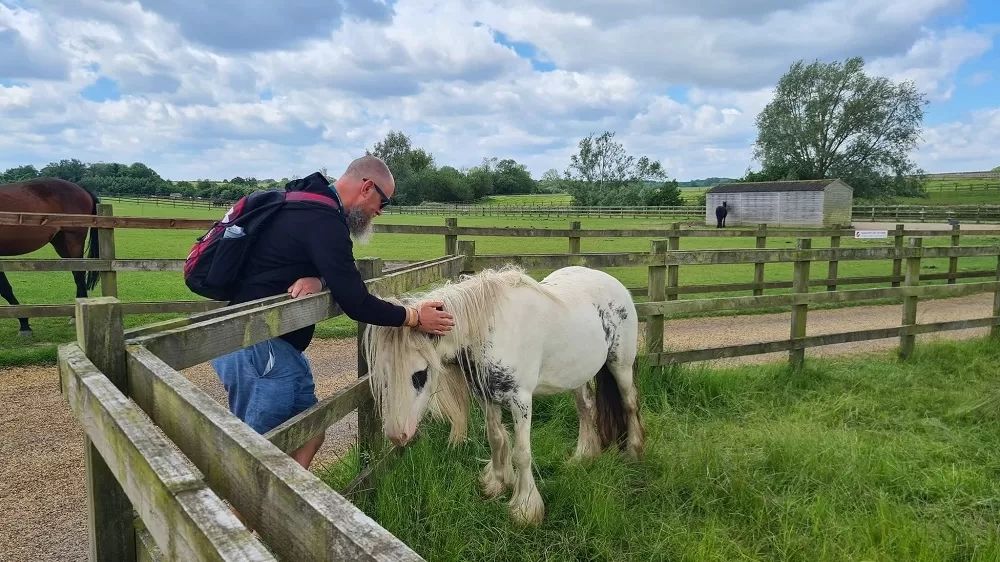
[563,131,669,205]
[474,157,536,196]
[0,165,40,183]
[752,56,928,199]
[644,180,684,206]
[39,158,88,183]
[368,130,437,204]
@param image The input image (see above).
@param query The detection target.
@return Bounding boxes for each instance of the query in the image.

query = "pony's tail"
[594,363,627,451]
[84,190,101,291]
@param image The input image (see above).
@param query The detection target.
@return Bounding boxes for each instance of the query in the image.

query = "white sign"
[854,230,889,239]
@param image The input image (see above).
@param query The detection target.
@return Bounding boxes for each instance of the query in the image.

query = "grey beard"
[346,207,374,244]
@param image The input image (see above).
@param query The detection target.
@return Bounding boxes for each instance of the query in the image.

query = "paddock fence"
[103,195,1000,223]
[3,208,1000,325]
[58,231,1000,560]
[388,204,1000,223]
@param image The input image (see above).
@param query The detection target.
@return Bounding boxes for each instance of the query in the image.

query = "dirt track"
[1,293,995,562]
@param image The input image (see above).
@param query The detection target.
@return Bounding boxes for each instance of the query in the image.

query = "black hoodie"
[230,171,406,352]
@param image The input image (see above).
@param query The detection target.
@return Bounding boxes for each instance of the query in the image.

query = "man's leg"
[288,348,323,469]
[210,344,265,529]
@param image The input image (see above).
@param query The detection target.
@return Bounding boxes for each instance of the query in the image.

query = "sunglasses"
[365,178,391,209]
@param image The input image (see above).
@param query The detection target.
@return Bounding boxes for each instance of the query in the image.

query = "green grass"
[317,337,1000,561]
[2,199,998,366]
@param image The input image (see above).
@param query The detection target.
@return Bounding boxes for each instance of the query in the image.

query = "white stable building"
[705,179,854,227]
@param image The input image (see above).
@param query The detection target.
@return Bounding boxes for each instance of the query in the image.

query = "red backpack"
[184,188,338,302]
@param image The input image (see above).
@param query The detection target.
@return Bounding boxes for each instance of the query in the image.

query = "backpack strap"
[285,190,343,219]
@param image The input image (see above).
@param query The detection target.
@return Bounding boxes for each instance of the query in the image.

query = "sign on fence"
[854,230,889,239]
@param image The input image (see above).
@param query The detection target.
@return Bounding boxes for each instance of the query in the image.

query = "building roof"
[707,179,845,194]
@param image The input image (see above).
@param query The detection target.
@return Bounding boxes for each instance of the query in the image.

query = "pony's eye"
[411,369,428,391]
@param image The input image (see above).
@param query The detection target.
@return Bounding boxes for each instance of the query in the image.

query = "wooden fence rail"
[376,204,1000,222]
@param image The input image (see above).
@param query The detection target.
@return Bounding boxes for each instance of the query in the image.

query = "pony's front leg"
[479,400,514,499]
[508,393,544,525]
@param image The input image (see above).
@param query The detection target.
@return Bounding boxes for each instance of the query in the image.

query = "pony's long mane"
[362,265,564,440]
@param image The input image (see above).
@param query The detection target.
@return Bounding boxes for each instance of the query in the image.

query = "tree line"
[2,55,952,205]
[0,129,687,207]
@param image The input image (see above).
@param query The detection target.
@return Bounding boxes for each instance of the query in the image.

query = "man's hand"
[416,300,455,335]
[288,277,324,298]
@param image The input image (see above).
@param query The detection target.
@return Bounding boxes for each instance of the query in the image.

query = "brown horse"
[0,177,101,337]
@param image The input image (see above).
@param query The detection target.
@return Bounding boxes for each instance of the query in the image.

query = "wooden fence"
[3,208,1000,324]
[103,195,1000,223]
[60,254,464,562]
[380,204,1000,222]
[57,233,1000,560]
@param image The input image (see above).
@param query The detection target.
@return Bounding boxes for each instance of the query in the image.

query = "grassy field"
[1,199,998,366]
[318,337,1000,561]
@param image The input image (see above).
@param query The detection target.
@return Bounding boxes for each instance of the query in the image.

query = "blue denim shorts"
[210,337,318,435]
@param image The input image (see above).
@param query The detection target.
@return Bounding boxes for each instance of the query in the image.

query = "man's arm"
[303,218,408,327]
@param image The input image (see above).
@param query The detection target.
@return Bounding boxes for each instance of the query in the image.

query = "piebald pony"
[362,265,645,525]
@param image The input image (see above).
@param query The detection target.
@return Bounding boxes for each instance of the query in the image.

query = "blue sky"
[0,0,997,182]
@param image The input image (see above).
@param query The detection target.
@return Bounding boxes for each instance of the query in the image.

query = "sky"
[0,0,997,183]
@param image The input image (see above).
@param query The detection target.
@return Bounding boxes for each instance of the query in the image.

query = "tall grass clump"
[319,338,1000,561]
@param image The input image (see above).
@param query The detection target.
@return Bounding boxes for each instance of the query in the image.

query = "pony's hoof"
[18,330,33,339]
[509,490,545,526]
[480,469,507,499]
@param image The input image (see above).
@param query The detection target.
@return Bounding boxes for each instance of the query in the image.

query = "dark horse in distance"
[0,178,101,337]
[715,201,728,228]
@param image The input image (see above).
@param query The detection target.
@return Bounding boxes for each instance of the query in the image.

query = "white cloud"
[866,27,995,101]
[0,0,996,182]
[914,108,1000,172]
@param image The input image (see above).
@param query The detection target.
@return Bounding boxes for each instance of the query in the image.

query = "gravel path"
[1,293,995,562]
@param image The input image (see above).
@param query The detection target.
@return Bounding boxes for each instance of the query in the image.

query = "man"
[211,155,454,474]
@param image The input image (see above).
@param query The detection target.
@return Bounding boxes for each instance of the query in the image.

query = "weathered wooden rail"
[378,204,1000,223]
[4,207,999,325]
[59,253,465,561]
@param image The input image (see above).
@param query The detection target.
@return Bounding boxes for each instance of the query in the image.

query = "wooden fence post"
[827,224,841,292]
[753,223,767,296]
[457,240,476,275]
[74,296,135,562]
[645,240,668,376]
[948,223,960,284]
[789,239,811,370]
[569,221,581,255]
[355,258,384,501]
[96,204,118,297]
[891,223,905,287]
[667,223,680,302]
[899,237,922,359]
[445,217,458,255]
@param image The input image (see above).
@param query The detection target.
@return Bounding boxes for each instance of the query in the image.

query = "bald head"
[341,155,394,192]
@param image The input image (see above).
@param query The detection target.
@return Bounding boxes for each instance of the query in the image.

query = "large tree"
[563,131,674,206]
[751,56,928,199]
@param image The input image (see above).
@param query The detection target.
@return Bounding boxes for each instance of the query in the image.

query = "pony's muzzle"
[388,431,411,447]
